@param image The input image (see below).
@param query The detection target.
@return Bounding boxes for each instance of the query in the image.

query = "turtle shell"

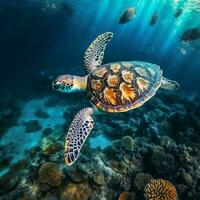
[87,61,162,112]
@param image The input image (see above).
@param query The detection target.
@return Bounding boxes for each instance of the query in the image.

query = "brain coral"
[39,162,64,186]
[121,136,135,151]
[134,172,153,191]
[118,191,135,200]
[144,179,177,200]
[112,139,122,152]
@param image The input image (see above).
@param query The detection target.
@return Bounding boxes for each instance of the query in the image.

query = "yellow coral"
[39,162,64,186]
[144,179,177,200]
[118,191,135,200]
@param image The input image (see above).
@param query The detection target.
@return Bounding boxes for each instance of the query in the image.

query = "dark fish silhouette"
[118,7,136,24]
[181,28,200,42]
[61,2,74,16]
[150,12,158,26]
[175,8,183,18]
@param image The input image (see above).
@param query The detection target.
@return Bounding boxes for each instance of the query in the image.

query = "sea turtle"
[52,32,179,165]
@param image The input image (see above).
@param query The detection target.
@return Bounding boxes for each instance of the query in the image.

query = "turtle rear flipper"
[84,32,113,74]
[65,107,94,165]
[161,77,180,90]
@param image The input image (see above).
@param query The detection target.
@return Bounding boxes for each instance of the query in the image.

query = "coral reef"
[121,136,135,151]
[39,162,64,186]
[0,91,200,199]
[119,175,132,191]
[40,136,63,156]
[59,182,92,200]
[0,159,28,195]
[22,181,40,200]
[66,164,89,183]
[150,151,176,177]
[112,139,122,152]
[118,191,135,200]
[134,172,153,191]
[93,172,106,185]
[144,179,177,200]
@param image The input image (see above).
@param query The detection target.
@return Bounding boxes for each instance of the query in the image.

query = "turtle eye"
[52,81,61,90]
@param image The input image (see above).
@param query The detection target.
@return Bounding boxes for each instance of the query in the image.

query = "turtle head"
[52,74,87,93]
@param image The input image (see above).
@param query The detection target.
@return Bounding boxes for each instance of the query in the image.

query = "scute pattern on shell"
[87,61,162,112]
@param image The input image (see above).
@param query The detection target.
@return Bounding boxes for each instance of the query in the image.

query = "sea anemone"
[118,191,135,200]
[144,179,177,200]
[134,172,153,191]
[39,162,64,186]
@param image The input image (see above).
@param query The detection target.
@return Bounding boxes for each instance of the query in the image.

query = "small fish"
[181,28,200,42]
[174,8,183,18]
[118,7,136,24]
[150,12,158,26]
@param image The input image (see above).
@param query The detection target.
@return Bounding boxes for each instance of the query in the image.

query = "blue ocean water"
[0,0,200,200]
[0,0,200,96]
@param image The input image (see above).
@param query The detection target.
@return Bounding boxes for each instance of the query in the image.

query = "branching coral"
[39,162,64,186]
[134,172,153,191]
[144,179,177,200]
[118,191,135,200]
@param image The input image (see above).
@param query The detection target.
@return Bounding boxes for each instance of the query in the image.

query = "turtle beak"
[52,80,61,90]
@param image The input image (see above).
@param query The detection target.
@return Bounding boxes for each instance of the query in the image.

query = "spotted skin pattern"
[87,61,162,112]
[52,75,74,92]
[84,32,113,74]
[65,108,94,165]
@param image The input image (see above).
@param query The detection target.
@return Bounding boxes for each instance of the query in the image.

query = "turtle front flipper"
[84,32,113,74]
[65,107,94,165]
[161,77,180,90]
